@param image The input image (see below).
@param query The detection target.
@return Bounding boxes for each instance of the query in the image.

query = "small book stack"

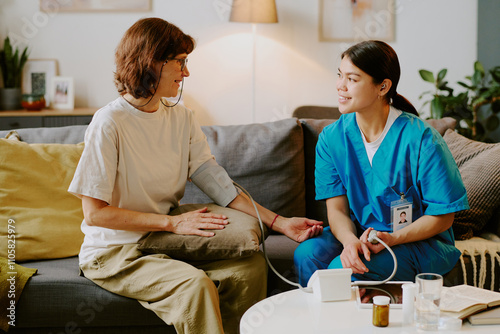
[440,284,500,325]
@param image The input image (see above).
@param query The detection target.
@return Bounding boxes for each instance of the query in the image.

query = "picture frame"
[319,0,395,42]
[22,59,58,108]
[40,0,151,12]
[51,76,74,110]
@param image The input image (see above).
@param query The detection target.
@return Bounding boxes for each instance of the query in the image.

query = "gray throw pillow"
[137,203,265,260]
[181,119,306,219]
[443,130,500,240]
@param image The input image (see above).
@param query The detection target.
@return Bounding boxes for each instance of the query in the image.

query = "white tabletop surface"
[240,288,500,334]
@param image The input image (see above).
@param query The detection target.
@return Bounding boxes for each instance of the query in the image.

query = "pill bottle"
[372,296,390,327]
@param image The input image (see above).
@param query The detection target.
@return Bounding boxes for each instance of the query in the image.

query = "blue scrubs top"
[315,111,469,246]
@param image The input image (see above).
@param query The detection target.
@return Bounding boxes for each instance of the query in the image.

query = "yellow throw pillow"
[0,139,84,262]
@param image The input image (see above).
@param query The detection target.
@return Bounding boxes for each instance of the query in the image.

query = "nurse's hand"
[360,227,392,254]
[340,237,370,274]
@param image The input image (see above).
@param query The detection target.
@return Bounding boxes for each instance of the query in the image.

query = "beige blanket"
[455,237,500,291]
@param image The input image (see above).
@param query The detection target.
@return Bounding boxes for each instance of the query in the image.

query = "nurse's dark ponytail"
[341,40,419,117]
[392,93,418,116]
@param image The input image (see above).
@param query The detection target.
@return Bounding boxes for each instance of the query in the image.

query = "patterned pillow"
[443,130,500,239]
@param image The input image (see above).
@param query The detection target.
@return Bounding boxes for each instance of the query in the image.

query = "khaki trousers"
[80,244,267,334]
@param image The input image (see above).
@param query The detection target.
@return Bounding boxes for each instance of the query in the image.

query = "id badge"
[391,193,413,232]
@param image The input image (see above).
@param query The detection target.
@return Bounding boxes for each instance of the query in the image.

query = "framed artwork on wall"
[51,77,74,110]
[22,59,58,108]
[40,0,151,12]
[319,0,395,42]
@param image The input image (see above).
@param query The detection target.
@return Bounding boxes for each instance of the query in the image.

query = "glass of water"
[415,273,443,331]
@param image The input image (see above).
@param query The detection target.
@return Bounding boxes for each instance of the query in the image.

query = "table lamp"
[230,0,278,123]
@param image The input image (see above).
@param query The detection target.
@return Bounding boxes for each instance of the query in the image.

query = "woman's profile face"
[336,56,381,115]
[156,53,190,98]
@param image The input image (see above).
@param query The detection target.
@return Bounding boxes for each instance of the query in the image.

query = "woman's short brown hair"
[114,18,195,99]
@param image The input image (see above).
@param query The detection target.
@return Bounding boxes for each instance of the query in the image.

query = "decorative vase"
[21,94,46,111]
[0,87,22,110]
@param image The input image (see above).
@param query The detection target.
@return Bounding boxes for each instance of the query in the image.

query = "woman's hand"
[339,236,371,275]
[170,207,229,237]
[278,217,324,242]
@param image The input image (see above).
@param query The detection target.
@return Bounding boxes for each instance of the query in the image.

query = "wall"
[0,0,478,125]
[478,0,500,72]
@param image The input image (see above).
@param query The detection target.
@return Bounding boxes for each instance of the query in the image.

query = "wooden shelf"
[0,108,97,117]
[0,108,98,130]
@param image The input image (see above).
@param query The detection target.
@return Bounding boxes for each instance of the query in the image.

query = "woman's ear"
[379,79,392,96]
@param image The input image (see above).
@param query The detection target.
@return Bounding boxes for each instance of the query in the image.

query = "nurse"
[294,40,469,286]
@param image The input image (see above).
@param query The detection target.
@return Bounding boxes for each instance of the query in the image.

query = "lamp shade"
[230,0,278,23]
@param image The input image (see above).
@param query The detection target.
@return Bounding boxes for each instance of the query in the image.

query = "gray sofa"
[1,116,499,334]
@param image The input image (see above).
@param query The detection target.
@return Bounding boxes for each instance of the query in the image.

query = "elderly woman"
[69,17,322,334]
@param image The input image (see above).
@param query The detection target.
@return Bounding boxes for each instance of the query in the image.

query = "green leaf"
[485,115,499,131]
[419,69,435,83]
[474,61,485,76]
[437,69,447,83]
[471,70,482,87]
[457,81,473,90]
[0,36,29,88]
[431,98,444,119]
[490,66,500,84]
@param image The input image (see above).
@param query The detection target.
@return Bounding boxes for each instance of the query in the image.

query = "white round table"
[240,288,500,334]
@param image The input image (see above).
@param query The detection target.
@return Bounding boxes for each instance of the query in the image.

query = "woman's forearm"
[82,196,171,231]
[227,193,279,229]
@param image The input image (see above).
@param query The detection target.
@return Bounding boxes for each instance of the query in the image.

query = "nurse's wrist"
[339,233,360,247]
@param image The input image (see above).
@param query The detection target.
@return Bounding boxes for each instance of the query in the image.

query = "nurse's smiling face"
[336,56,382,115]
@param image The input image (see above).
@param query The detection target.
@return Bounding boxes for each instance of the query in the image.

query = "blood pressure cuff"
[190,159,238,207]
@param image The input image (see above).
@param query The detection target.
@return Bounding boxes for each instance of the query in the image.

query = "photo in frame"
[319,0,395,42]
[22,59,58,108]
[51,76,74,109]
[40,0,151,12]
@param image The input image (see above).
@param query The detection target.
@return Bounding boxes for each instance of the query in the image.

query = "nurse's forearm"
[326,196,359,245]
[390,213,454,246]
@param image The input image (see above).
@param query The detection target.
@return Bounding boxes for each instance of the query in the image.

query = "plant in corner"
[419,61,500,142]
[0,36,29,110]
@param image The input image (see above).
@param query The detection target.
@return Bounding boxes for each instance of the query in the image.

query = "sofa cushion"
[299,119,336,224]
[182,118,306,218]
[443,130,500,240]
[0,139,85,261]
[138,203,265,260]
[0,125,87,144]
[14,257,168,330]
[425,117,457,136]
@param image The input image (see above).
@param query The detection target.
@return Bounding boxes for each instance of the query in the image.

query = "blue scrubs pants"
[294,227,420,287]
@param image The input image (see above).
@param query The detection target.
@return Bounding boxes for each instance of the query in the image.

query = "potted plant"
[419,61,500,142]
[0,36,29,110]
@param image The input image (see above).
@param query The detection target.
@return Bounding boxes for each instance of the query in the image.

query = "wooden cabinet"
[0,108,96,130]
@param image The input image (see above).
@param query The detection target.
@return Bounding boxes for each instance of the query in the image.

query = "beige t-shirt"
[69,97,213,265]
